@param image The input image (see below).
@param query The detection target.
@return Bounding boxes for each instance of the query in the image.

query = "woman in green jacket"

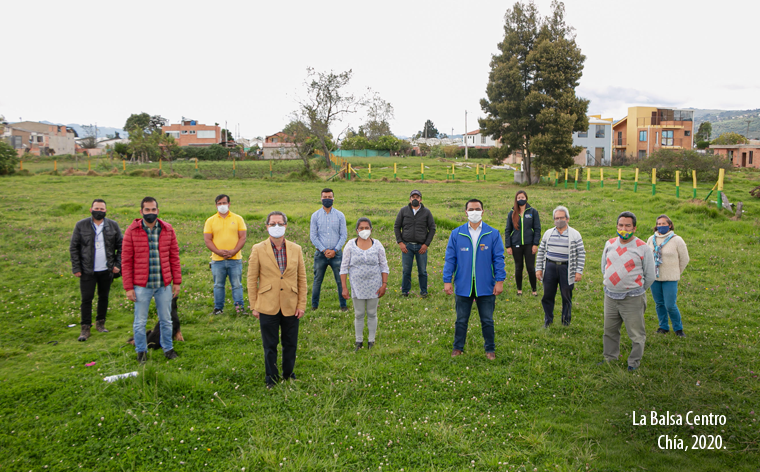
[504,190,541,296]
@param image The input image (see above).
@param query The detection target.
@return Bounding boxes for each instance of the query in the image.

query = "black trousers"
[541,260,574,325]
[259,311,300,385]
[511,245,537,291]
[80,270,113,326]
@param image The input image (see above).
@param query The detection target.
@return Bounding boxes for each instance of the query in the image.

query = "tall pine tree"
[480,1,588,183]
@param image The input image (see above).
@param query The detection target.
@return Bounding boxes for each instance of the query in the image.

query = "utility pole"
[464,110,468,160]
[746,120,752,140]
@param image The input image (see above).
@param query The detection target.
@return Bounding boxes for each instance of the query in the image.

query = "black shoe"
[401,292,409,297]
[164,349,179,360]
[137,351,147,363]
[354,342,363,352]
[628,366,637,372]
[543,322,551,329]
[212,308,223,316]
[656,328,669,335]
[340,306,349,312]
[266,383,275,390]
[675,330,686,338]
[367,342,375,350]
[286,373,296,381]
[561,321,570,327]
[311,305,318,311]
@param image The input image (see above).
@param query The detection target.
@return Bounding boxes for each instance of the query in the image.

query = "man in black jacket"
[70,199,123,341]
[394,190,436,297]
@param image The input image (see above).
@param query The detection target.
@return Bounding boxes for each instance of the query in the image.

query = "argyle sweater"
[601,236,655,299]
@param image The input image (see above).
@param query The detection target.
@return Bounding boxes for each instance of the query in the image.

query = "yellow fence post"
[20,160,23,171]
[369,163,372,179]
[586,168,591,190]
[675,170,680,198]
[88,160,91,171]
[476,163,480,181]
[717,168,725,209]
[158,159,162,176]
[483,164,487,181]
[574,168,579,190]
[652,168,657,195]
[394,163,397,180]
[600,168,604,188]
[564,168,568,189]
[421,162,425,181]
[634,168,639,192]
[54,160,57,172]
[617,168,622,189]
[692,170,697,199]
[451,164,455,180]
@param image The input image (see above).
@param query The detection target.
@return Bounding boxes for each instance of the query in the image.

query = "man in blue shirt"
[309,188,348,311]
[443,199,506,360]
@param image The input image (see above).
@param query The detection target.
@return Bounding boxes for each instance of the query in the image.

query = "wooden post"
[123,160,126,172]
[600,168,604,188]
[394,162,397,180]
[734,201,743,219]
[88,160,91,171]
[634,168,639,192]
[651,168,657,195]
[617,168,622,189]
[269,160,272,177]
[476,163,480,181]
[675,170,680,198]
[421,162,425,181]
[717,168,725,209]
[348,163,352,181]
[158,159,162,177]
[233,159,236,178]
[483,164,487,181]
[586,168,591,190]
[554,171,558,186]
[574,168,579,190]
[54,160,57,172]
[692,170,697,199]
[564,168,568,189]
[368,163,372,179]
[20,160,23,171]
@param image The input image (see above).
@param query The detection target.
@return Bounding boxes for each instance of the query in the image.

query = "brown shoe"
[451,349,464,357]
[77,325,91,342]
[95,320,109,333]
[485,352,496,360]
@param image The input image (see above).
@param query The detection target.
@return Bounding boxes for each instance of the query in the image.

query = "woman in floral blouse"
[340,217,390,351]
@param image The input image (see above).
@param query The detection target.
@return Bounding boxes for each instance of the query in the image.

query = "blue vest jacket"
[443,222,507,297]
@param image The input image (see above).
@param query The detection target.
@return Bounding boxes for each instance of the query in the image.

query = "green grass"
[0,168,758,471]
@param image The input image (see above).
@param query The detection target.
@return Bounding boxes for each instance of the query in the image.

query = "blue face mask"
[322,198,334,208]
[656,225,670,235]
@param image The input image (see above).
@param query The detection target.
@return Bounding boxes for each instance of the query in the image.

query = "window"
[181,130,188,135]
[662,130,674,146]
[728,150,734,161]
[166,131,180,139]
[481,135,486,144]
[595,125,605,138]
[684,130,691,137]
[638,150,646,160]
[639,131,647,142]
[190,130,196,135]
[37,136,43,143]
[578,130,588,138]
[197,130,216,139]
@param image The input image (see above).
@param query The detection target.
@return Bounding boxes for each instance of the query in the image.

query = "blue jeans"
[311,250,346,308]
[133,285,173,353]
[401,243,428,295]
[211,259,244,310]
[454,294,496,352]
[650,281,683,331]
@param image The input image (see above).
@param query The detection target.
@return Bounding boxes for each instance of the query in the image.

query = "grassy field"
[0,167,758,471]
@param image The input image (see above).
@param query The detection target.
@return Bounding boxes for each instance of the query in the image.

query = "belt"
[548,259,568,265]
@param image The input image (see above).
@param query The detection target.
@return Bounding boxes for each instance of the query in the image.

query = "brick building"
[612,107,694,160]
[162,120,220,147]
[710,144,759,169]
[4,121,77,156]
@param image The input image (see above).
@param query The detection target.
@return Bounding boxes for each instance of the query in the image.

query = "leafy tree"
[695,121,712,142]
[639,148,731,182]
[374,135,401,152]
[113,142,129,156]
[711,132,748,145]
[418,120,439,139]
[360,95,394,140]
[480,0,589,184]
[0,140,19,175]
[340,135,372,150]
[124,113,166,135]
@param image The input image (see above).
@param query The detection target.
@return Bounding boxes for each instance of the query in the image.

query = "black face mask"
[517,199,527,206]
[411,199,420,208]
[142,213,158,224]
[91,211,106,221]
[322,199,334,208]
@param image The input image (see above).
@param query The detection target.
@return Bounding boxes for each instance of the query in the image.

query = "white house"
[572,115,613,166]
[462,130,499,148]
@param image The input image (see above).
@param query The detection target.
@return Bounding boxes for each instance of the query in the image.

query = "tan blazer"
[247,238,307,316]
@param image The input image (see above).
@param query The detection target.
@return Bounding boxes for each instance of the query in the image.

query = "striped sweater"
[535,226,585,286]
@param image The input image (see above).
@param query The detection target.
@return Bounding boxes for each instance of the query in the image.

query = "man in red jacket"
[122,197,182,363]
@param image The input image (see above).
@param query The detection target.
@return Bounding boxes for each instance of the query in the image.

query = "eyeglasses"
[266,223,286,227]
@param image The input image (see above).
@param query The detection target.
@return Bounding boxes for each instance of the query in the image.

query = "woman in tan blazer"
[247,211,307,389]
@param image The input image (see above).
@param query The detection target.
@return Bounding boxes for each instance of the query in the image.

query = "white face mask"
[467,210,483,224]
[268,224,286,238]
[358,229,371,240]
[217,204,229,214]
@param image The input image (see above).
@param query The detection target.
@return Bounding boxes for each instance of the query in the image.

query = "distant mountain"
[685,108,760,140]
[40,121,128,139]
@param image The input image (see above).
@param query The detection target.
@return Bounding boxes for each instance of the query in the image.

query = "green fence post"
[617,168,621,189]
[675,170,680,198]
[564,169,568,189]
[586,168,590,191]
[574,168,578,190]
[634,168,639,193]
[652,168,656,196]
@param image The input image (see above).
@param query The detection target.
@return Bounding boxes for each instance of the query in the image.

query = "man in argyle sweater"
[600,211,655,371]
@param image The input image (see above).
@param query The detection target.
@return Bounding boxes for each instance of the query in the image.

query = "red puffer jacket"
[121,218,182,291]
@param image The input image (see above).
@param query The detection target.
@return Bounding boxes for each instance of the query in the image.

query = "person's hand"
[419,244,428,255]
[493,281,504,296]
[324,249,335,258]
[172,284,181,297]
[251,309,260,320]
[532,246,538,255]
[575,273,583,283]
[73,272,82,277]
[126,290,136,302]
[398,242,408,254]
[342,288,350,300]
[444,283,453,295]
[536,270,543,282]
[377,284,387,298]
[112,267,120,274]
[174,330,185,342]
[295,309,305,319]
[506,248,512,255]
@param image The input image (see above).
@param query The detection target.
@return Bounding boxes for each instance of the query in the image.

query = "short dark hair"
[617,211,637,228]
[321,188,334,196]
[653,214,674,232]
[215,194,230,204]
[141,197,158,210]
[91,198,106,208]
[465,199,484,211]
[266,211,288,226]
[355,217,372,230]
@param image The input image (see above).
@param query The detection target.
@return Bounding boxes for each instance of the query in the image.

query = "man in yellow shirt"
[204,194,247,314]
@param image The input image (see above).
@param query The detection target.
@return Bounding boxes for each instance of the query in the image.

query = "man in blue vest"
[443,199,506,360]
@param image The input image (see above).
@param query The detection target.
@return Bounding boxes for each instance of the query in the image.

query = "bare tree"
[80,124,98,149]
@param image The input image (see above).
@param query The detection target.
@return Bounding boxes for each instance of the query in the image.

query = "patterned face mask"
[617,230,633,240]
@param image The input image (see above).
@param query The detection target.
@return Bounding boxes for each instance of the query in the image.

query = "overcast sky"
[3,0,758,138]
